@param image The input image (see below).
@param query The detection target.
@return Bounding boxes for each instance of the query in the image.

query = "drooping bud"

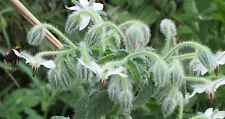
[160,18,177,39]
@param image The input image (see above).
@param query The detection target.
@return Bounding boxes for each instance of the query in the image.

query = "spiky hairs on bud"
[160,18,176,39]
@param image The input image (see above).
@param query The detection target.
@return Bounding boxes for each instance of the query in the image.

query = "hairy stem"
[170,53,196,61]
[90,21,127,44]
[178,98,184,119]
[42,24,76,48]
[164,41,211,60]
[2,26,11,48]
[123,50,160,63]
[36,49,74,57]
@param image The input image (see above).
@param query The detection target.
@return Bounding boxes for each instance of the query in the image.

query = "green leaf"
[98,50,127,64]
[126,60,141,81]
[183,0,199,17]
[0,16,7,29]
[25,108,43,119]
[75,91,113,119]
[134,81,154,107]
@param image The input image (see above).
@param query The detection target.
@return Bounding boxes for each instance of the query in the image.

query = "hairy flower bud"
[160,18,177,39]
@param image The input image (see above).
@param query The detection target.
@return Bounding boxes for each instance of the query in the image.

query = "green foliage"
[1,0,225,119]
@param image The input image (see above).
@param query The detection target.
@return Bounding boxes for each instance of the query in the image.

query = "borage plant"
[15,0,225,119]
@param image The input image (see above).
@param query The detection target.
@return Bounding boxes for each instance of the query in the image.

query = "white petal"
[215,51,225,65]
[214,111,225,119]
[105,67,127,78]
[78,58,102,76]
[79,15,91,31]
[204,108,214,117]
[92,3,103,11]
[12,49,21,57]
[190,59,208,75]
[66,5,81,11]
[40,60,56,69]
[13,50,32,63]
[191,84,208,94]
[212,78,225,92]
[160,18,177,37]
[79,0,89,7]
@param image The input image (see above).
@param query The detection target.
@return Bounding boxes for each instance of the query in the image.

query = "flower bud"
[160,18,177,39]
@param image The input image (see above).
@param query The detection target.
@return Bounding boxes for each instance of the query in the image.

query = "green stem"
[36,48,74,57]
[178,98,184,119]
[90,21,127,45]
[2,27,11,48]
[119,20,143,27]
[105,50,161,69]
[42,24,77,48]
[0,8,13,15]
[162,37,172,55]
[184,76,209,83]
[123,50,160,63]
[164,41,210,60]
[170,53,196,60]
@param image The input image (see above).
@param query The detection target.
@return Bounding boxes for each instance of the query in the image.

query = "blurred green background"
[1,0,225,119]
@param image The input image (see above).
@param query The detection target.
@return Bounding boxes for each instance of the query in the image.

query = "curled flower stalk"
[85,21,127,47]
[28,23,76,48]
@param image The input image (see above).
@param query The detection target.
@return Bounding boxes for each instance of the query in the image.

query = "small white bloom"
[78,58,102,76]
[160,18,177,38]
[195,108,225,119]
[190,59,208,75]
[190,78,225,99]
[78,58,127,80]
[215,51,225,65]
[79,15,91,31]
[13,49,56,69]
[190,51,225,76]
[66,0,104,31]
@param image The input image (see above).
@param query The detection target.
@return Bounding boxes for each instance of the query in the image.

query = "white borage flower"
[66,0,103,31]
[160,18,177,38]
[192,108,225,119]
[190,51,225,76]
[215,51,225,65]
[190,58,208,76]
[13,49,56,70]
[189,78,225,100]
[78,58,127,80]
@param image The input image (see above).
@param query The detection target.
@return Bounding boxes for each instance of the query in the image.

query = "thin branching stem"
[178,98,184,119]
[170,53,196,60]
[119,20,144,28]
[36,49,75,57]
[91,21,127,43]
[185,76,209,83]
[164,41,211,60]
[41,24,77,48]
[2,27,11,48]
[123,50,161,63]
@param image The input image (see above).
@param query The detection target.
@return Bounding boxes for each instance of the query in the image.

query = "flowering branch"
[10,0,63,48]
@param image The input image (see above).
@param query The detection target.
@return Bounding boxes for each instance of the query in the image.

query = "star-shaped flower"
[189,78,225,100]
[78,58,127,80]
[66,0,103,31]
[160,18,177,38]
[13,49,56,70]
[190,51,225,75]
[192,108,225,119]
[190,58,208,75]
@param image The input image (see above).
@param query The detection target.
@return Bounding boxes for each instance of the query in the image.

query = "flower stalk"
[10,0,63,48]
